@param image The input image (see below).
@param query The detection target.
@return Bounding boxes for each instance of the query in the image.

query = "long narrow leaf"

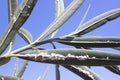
[8,0,18,21]
[66,8,120,36]
[0,0,37,54]
[16,49,120,66]
[75,4,91,31]
[51,0,65,38]
[56,36,120,47]
[16,60,28,77]
[35,0,84,42]
[18,28,33,44]
[63,65,102,80]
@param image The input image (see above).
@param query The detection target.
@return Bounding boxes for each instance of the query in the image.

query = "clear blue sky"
[0,0,120,80]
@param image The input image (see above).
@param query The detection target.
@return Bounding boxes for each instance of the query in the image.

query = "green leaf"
[56,36,120,47]
[105,65,120,75]
[0,0,37,54]
[16,60,28,77]
[16,49,120,66]
[8,0,18,21]
[66,8,120,36]
[0,75,23,80]
[63,65,102,80]
[18,28,33,44]
[51,0,65,38]
[35,0,84,42]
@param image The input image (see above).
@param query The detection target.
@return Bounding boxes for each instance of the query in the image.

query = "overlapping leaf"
[0,0,37,54]
[35,0,84,42]
[65,8,120,37]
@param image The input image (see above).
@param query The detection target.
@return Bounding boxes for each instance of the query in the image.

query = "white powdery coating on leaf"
[25,52,93,61]
[67,54,90,60]
[72,66,95,80]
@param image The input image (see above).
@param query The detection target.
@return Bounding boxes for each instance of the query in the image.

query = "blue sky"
[0,0,120,80]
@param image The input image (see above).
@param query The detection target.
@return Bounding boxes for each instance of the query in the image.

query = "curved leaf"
[16,49,120,66]
[0,0,37,54]
[66,8,120,36]
[63,65,102,80]
[18,28,33,44]
[35,0,84,42]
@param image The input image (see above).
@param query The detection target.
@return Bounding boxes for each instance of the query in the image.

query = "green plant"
[0,0,120,80]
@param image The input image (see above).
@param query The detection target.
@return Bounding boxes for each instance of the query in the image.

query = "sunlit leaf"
[0,0,37,54]
[63,65,102,80]
[35,0,84,42]
[51,0,65,38]
[65,8,120,36]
